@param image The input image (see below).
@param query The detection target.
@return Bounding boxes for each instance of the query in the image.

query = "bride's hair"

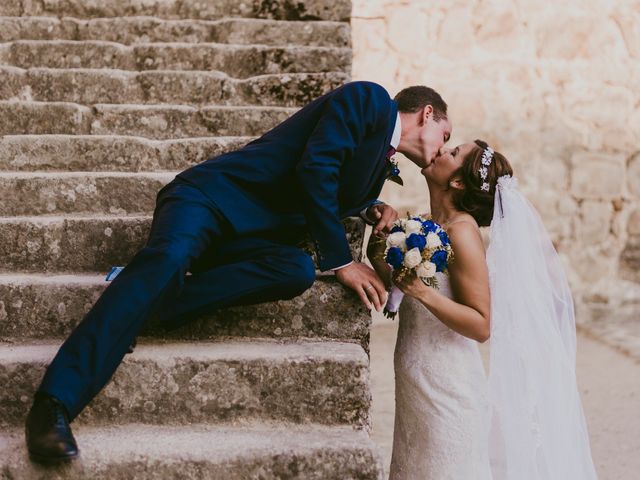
[450,139,513,227]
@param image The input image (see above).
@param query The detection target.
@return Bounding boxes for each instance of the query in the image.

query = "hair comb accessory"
[479,146,494,191]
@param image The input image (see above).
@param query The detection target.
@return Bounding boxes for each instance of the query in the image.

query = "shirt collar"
[390,112,401,149]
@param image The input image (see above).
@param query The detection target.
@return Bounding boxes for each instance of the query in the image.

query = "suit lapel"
[371,99,399,196]
[343,100,399,217]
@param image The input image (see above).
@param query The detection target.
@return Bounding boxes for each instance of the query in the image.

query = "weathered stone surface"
[0,0,21,16]
[0,67,348,107]
[0,17,79,43]
[0,135,251,172]
[471,2,527,55]
[0,101,92,136]
[0,215,151,272]
[570,152,626,199]
[629,209,640,238]
[0,275,370,347]
[0,340,370,428]
[611,4,640,59]
[0,172,173,215]
[534,12,627,61]
[620,209,640,283]
[576,200,613,245]
[230,72,348,107]
[0,101,297,137]
[91,104,296,138]
[628,151,640,198]
[0,425,383,480]
[576,301,640,361]
[0,216,365,272]
[0,66,145,104]
[0,41,351,77]
[0,0,351,22]
[0,66,24,100]
[0,17,351,47]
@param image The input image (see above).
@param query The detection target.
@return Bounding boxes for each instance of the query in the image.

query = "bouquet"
[383,215,454,319]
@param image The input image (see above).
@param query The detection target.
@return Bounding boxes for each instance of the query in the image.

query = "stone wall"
[351,0,640,317]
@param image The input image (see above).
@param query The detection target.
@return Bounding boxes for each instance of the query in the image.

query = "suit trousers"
[38,181,316,420]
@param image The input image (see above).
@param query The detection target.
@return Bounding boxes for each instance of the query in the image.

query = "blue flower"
[390,225,403,234]
[386,247,404,269]
[437,230,450,246]
[386,159,403,186]
[405,233,427,251]
[422,220,438,233]
[430,250,448,272]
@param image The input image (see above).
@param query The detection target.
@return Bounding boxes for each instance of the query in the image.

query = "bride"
[368,140,598,479]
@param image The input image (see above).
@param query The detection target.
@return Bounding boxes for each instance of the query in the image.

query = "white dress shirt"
[333,112,402,271]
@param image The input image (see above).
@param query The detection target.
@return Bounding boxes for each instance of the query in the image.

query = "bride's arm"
[394,221,491,342]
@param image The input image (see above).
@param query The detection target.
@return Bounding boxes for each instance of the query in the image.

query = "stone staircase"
[0,1,385,478]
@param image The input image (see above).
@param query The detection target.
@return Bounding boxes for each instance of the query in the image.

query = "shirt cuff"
[360,201,385,225]
[332,260,354,271]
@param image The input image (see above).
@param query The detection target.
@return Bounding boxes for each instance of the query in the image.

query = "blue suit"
[177,80,398,270]
[39,81,399,419]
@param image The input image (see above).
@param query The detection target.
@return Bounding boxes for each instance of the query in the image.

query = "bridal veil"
[486,176,598,479]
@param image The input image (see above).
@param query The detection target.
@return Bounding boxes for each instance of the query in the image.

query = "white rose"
[416,261,437,278]
[405,220,422,235]
[403,248,423,269]
[426,232,442,249]
[386,231,407,250]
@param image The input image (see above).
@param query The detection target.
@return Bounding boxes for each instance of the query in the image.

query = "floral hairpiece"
[479,146,494,192]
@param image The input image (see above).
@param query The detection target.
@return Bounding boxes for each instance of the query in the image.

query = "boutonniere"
[385,148,403,186]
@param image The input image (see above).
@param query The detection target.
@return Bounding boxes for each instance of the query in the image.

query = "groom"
[25,81,451,463]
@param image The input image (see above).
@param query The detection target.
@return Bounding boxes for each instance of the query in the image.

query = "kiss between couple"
[26,81,597,478]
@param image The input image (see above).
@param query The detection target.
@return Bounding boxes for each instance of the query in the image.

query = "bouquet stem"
[383,285,405,320]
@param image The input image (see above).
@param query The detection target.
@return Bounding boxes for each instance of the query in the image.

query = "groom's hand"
[335,262,387,311]
[368,204,399,236]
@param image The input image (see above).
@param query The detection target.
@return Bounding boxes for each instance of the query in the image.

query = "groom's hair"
[394,86,447,121]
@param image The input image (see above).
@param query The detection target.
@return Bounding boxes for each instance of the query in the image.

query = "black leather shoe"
[25,392,79,464]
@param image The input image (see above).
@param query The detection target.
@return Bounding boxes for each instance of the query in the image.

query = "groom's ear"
[417,105,434,126]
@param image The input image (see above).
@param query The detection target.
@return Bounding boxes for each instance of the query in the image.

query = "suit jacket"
[177,80,398,271]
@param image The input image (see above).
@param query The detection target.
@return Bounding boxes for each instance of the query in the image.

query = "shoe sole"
[28,449,79,465]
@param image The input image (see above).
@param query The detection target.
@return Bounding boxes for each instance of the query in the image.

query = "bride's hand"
[393,271,429,299]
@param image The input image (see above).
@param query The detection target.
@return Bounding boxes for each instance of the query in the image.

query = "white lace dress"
[389,272,492,480]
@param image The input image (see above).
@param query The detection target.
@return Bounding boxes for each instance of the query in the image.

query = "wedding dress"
[389,272,493,480]
[388,176,598,480]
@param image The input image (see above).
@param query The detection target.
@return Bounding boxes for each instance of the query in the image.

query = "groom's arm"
[296,81,390,271]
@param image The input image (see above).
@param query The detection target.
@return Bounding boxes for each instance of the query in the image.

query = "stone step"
[0,172,174,215]
[0,41,351,76]
[0,16,350,47]
[0,424,383,479]
[0,134,251,172]
[0,66,348,107]
[0,339,370,427]
[0,274,370,347]
[0,0,351,22]
[0,101,297,138]
[0,216,365,272]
